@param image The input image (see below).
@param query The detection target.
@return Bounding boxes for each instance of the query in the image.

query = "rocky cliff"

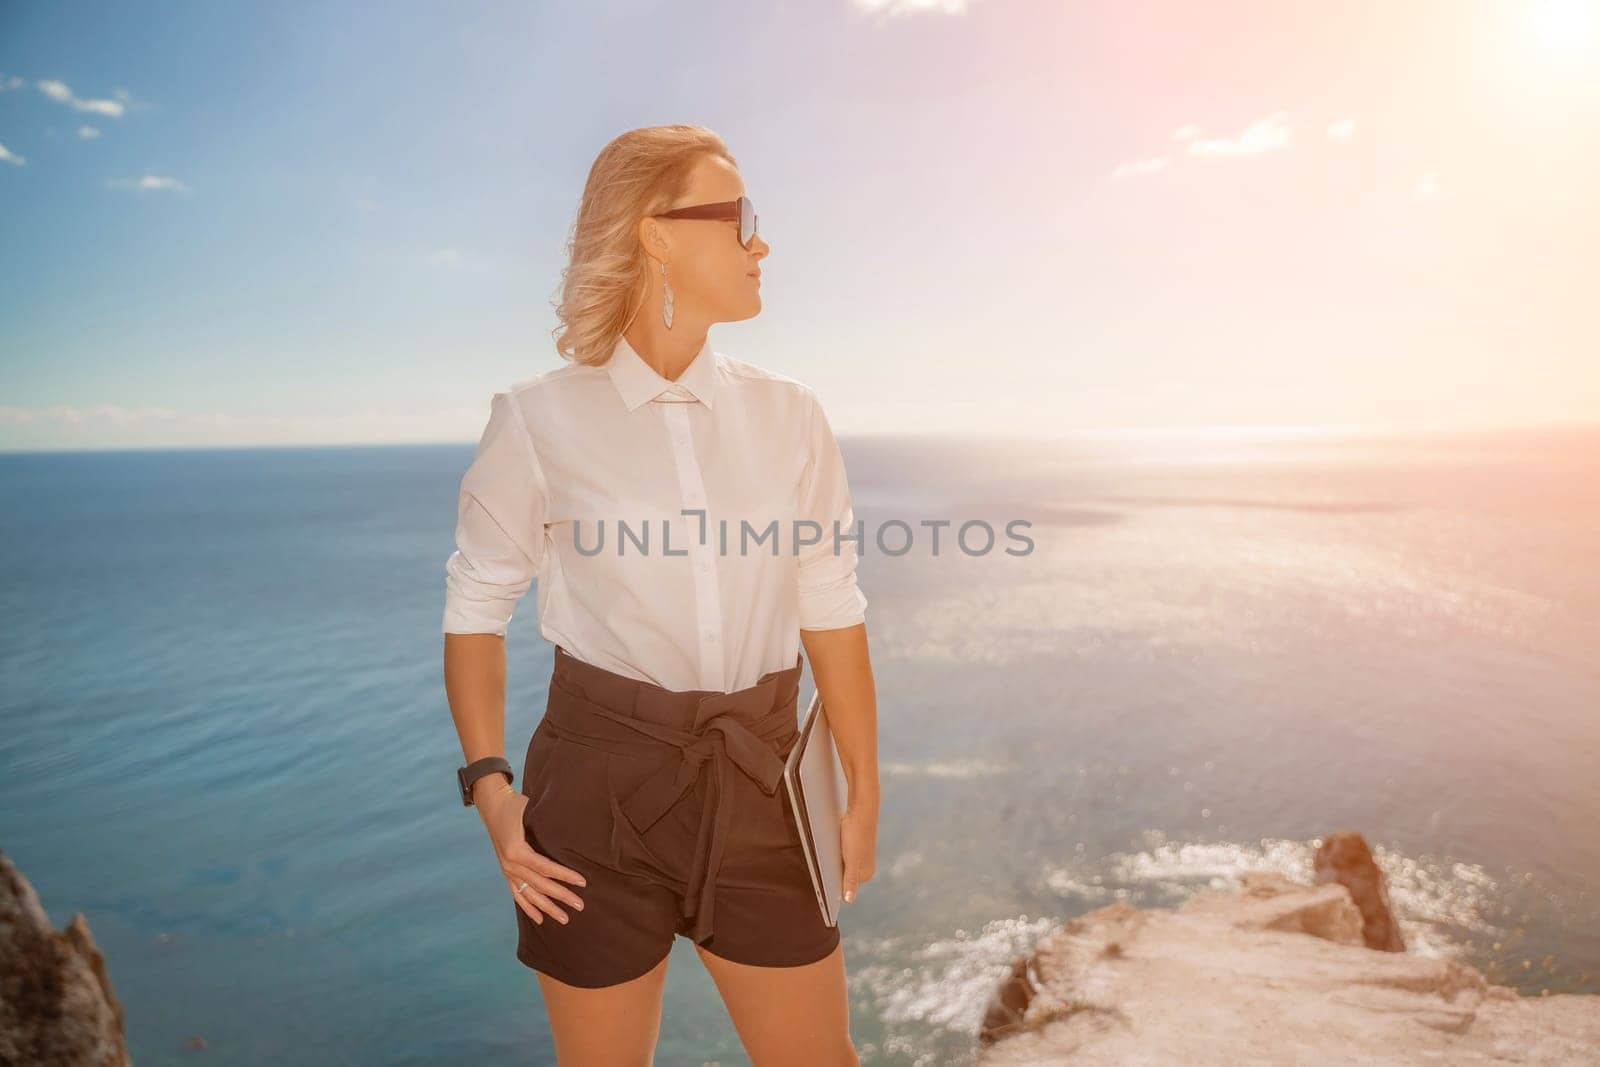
[0,850,129,1067]
[976,833,1600,1065]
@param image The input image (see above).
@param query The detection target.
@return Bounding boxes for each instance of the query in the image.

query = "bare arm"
[443,633,519,815]
[801,622,877,808]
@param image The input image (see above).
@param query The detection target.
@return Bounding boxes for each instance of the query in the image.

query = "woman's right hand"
[481,789,587,926]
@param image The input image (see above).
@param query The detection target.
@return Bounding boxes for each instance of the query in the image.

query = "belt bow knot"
[543,671,796,944]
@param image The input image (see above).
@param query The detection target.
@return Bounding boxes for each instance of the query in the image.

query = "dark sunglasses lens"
[741,198,755,246]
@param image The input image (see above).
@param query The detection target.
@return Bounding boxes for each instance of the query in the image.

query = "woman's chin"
[724,295,762,322]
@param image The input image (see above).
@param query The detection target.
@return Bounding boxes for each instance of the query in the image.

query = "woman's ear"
[636,216,669,264]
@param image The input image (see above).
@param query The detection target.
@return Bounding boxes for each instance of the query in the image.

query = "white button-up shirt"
[441,333,868,693]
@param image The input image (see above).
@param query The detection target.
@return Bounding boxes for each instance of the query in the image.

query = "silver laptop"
[782,688,848,927]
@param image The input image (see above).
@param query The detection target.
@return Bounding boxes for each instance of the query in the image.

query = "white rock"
[979,871,1600,1065]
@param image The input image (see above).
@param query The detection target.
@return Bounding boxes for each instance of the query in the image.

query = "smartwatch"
[457,756,514,807]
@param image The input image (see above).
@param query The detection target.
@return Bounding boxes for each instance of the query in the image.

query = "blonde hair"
[551,125,737,366]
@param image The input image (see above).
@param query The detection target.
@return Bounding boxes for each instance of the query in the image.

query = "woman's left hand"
[839,797,878,904]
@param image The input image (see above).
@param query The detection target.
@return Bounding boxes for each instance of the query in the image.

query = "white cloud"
[105,174,192,193]
[0,142,25,166]
[1412,170,1442,200]
[1185,111,1291,157]
[1117,112,1361,183]
[0,404,179,427]
[36,78,127,117]
[429,248,464,267]
[852,0,979,17]
[78,125,101,139]
[1108,156,1170,180]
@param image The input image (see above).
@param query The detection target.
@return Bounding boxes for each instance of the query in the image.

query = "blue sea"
[2,424,1597,1066]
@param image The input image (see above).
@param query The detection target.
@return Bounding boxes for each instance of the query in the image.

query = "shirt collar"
[604,333,719,412]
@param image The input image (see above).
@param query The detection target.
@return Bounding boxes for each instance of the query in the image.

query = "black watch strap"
[457,756,514,807]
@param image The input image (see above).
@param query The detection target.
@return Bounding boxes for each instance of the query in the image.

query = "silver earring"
[661,260,674,329]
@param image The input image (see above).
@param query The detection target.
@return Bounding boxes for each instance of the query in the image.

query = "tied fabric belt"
[541,657,801,945]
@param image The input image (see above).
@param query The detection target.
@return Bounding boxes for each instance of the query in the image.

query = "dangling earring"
[660,260,675,329]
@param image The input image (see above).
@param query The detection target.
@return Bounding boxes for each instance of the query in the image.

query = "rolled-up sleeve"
[796,388,869,631]
[442,390,549,636]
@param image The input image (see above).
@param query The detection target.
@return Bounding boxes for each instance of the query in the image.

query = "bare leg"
[534,949,671,1066]
[695,941,858,1066]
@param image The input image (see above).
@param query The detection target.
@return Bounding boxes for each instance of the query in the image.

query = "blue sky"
[3,0,1597,451]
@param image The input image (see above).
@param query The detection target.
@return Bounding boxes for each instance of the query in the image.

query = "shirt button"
[707,632,718,643]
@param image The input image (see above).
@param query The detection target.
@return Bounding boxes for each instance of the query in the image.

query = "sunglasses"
[655,195,760,250]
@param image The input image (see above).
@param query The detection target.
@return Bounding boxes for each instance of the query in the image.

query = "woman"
[441,124,879,1066]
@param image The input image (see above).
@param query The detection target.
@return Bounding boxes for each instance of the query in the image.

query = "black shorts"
[513,645,841,988]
